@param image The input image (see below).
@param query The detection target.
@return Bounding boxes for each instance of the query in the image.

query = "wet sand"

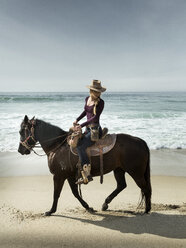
[1,149,186,177]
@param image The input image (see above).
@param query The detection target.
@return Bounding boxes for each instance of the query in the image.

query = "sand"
[0,150,186,248]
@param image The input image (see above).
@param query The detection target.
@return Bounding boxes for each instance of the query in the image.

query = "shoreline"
[0,148,186,177]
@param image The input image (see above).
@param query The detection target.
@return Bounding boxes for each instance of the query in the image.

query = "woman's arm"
[76,110,86,122]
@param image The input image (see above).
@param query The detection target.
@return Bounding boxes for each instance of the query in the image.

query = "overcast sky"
[0,0,186,92]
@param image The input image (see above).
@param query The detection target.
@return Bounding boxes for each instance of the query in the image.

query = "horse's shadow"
[53,210,186,239]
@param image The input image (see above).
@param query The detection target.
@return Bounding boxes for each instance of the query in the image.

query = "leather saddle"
[71,133,117,156]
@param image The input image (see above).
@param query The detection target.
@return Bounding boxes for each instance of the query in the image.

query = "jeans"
[77,125,102,166]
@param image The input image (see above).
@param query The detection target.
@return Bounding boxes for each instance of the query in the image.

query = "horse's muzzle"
[18,144,31,155]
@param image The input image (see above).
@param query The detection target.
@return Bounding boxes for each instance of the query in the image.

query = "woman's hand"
[74,124,81,131]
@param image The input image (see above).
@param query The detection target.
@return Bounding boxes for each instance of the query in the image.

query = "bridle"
[20,120,38,151]
[20,119,69,156]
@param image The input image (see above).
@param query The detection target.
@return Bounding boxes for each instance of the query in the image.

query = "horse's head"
[18,115,37,155]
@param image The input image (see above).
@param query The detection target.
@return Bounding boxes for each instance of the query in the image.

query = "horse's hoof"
[87,207,96,213]
[102,203,108,211]
[44,211,52,216]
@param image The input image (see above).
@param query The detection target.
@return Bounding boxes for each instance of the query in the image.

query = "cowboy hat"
[86,80,106,92]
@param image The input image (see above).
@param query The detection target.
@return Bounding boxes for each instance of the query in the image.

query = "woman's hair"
[89,89,101,115]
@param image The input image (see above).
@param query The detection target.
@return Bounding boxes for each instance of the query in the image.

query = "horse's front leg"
[68,177,95,212]
[45,175,65,216]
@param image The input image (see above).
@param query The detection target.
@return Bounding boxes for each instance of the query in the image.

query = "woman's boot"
[76,164,93,184]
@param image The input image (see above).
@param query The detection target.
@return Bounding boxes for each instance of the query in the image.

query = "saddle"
[71,133,117,157]
[71,133,117,184]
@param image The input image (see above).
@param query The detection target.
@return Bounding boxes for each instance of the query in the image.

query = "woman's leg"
[77,125,102,165]
[77,131,95,166]
[76,130,95,184]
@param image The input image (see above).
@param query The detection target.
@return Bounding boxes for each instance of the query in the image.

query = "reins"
[32,136,68,157]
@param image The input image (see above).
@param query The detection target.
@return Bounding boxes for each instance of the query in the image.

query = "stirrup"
[75,175,93,185]
[76,170,88,185]
[76,177,88,185]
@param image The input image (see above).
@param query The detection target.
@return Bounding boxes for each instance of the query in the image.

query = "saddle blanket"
[71,133,117,157]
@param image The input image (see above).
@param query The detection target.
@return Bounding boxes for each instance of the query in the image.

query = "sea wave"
[0,96,83,103]
[0,112,186,152]
[0,92,186,152]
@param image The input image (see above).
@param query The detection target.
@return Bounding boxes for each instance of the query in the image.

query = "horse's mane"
[36,119,68,145]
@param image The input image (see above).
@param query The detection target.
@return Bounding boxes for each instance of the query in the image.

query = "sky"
[0,0,186,92]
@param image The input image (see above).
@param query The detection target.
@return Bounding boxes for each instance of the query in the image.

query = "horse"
[18,115,152,216]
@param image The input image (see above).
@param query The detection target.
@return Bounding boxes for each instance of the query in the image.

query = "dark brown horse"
[18,115,152,216]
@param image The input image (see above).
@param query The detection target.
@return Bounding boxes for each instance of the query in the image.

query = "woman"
[73,80,106,184]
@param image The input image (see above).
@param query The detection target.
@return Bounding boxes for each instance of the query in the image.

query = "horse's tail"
[137,142,152,210]
[144,143,151,191]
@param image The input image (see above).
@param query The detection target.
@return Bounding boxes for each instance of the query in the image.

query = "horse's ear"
[30,116,35,125]
[30,116,35,122]
[24,115,29,124]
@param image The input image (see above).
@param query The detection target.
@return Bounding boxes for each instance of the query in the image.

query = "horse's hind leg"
[45,175,65,216]
[102,168,126,211]
[68,177,94,212]
[134,177,151,214]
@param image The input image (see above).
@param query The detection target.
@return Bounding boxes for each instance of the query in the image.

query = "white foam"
[0,93,186,151]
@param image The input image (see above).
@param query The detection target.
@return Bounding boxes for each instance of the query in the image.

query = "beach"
[0,150,186,248]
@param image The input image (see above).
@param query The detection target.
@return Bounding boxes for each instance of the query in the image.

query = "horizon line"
[0,90,186,94]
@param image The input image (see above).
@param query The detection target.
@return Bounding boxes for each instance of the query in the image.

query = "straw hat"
[86,80,106,92]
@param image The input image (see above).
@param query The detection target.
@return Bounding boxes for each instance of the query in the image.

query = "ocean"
[0,92,186,152]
